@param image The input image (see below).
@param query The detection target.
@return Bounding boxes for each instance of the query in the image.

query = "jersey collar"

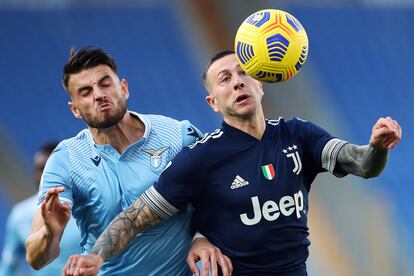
[221,120,271,142]
[129,111,150,140]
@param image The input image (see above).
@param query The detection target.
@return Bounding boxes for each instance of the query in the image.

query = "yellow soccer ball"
[235,9,309,83]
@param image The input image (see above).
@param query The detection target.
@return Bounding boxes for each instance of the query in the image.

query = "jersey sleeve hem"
[141,186,179,220]
[36,196,73,209]
[321,138,348,176]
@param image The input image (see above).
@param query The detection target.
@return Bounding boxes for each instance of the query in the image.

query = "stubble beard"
[82,98,128,129]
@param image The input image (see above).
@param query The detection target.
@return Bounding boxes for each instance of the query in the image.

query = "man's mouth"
[98,102,111,111]
[235,94,250,103]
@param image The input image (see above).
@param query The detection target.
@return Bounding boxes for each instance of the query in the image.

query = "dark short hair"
[38,141,59,156]
[202,50,235,83]
[62,47,118,92]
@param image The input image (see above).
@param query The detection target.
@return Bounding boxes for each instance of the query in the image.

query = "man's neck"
[89,112,145,154]
[224,112,266,140]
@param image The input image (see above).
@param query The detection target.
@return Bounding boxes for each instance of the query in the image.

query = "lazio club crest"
[141,146,170,168]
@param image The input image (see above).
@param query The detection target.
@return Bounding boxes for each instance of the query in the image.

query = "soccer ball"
[234,9,308,83]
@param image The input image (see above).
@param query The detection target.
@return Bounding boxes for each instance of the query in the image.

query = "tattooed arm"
[62,198,162,276]
[335,116,401,178]
[335,144,388,178]
[91,198,161,259]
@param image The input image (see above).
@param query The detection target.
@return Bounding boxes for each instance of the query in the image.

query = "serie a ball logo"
[235,9,309,83]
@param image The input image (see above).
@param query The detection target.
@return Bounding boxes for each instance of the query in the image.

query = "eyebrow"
[76,74,111,93]
[217,69,230,77]
[216,63,242,76]
[98,74,111,83]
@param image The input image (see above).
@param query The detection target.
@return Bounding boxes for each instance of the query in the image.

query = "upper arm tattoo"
[336,143,388,178]
[91,198,162,260]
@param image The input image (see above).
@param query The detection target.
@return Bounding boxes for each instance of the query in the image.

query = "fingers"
[42,187,68,214]
[63,255,83,276]
[201,252,210,276]
[210,248,218,276]
[63,255,101,276]
[370,116,401,149]
[224,255,233,275]
[186,253,200,276]
[188,237,233,276]
[45,191,59,211]
[374,116,395,129]
[44,187,65,207]
[387,123,402,149]
[216,251,232,276]
[63,255,76,276]
[79,266,100,276]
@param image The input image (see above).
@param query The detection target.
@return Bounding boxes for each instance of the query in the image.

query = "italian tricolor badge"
[261,164,275,180]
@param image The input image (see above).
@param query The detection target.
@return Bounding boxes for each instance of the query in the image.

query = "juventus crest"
[141,146,170,168]
[283,144,302,175]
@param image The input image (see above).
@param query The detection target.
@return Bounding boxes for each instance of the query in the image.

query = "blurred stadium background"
[0,0,412,275]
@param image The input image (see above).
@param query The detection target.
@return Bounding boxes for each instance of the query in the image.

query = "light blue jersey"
[0,195,81,276]
[38,112,202,275]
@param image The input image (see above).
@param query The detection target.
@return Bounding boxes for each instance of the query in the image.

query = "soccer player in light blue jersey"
[64,51,402,276]
[0,142,81,276]
[25,47,222,275]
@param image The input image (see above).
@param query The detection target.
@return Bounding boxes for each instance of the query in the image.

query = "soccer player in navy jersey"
[25,47,227,275]
[65,50,402,276]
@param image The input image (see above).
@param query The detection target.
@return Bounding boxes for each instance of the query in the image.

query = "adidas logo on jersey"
[231,175,249,189]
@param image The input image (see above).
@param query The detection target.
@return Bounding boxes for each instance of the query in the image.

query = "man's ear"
[206,95,219,113]
[68,101,82,119]
[120,79,129,100]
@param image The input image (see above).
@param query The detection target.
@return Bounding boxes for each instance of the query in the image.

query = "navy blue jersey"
[143,118,347,275]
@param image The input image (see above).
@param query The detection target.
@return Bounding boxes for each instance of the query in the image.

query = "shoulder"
[143,114,199,133]
[142,114,181,128]
[141,113,183,139]
[160,129,224,174]
[187,128,224,152]
[284,117,309,129]
[62,129,92,148]
[57,129,98,162]
[282,117,324,136]
[142,113,202,148]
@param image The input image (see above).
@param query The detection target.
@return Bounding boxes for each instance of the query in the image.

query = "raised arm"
[26,187,71,270]
[335,116,401,178]
[62,197,163,276]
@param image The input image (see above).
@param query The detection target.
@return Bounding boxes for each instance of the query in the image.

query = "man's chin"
[87,115,123,129]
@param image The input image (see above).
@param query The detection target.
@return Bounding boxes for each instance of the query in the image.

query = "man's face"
[67,65,128,129]
[205,54,264,121]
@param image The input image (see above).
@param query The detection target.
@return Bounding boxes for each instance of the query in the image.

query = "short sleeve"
[37,143,74,207]
[142,147,205,218]
[291,118,347,177]
[180,120,203,148]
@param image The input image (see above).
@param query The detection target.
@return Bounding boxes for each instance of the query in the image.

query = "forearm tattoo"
[336,144,389,178]
[91,198,162,260]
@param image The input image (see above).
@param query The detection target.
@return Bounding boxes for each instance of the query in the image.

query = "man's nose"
[233,75,245,90]
[93,86,106,100]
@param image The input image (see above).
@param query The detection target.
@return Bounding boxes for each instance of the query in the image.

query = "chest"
[196,140,311,224]
[71,143,174,210]
[206,140,306,197]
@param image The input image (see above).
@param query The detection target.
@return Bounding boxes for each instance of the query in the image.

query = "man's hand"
[369,116,401,149]
[187,237,233,276]
[62,254,103,276]
[41,187,71,236]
